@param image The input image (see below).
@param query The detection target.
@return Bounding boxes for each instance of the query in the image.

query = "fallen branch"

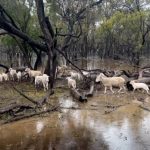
[0,103,34,114]
[13,86,39,105]
[60,106,98,110]
[2,104,60,124]
[139,104,150,112]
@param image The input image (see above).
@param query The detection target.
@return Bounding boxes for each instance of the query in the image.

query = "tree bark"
[35,0,57,89]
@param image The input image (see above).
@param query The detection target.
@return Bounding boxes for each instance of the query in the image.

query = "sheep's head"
[130,80,137,84]
[25,68,30,72]
[9,68,12,72]
[95,73,105,82]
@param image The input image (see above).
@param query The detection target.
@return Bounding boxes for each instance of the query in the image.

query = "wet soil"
[0,59,150,150]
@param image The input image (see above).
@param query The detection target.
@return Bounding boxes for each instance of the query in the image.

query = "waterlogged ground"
[0,87,150,150]
[0,59,150,150]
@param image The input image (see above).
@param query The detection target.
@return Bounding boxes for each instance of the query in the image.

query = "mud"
[0,59,150,150]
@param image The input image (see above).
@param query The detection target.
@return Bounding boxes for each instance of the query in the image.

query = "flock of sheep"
[0,65,149,94]
[58,65,150,94]
[0,68,49,91]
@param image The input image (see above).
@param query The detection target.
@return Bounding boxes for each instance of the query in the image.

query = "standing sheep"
[1,73,9,81]
[9,68,17,81]
[66,77,76,89]
[70,71,83,81]
[96,73,126,94]
[25,68,42,79]
[130,80,149,94]
[35,74,49,91]
[17,71,22,82]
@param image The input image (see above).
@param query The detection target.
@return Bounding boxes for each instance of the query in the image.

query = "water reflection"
[0,59,150,150]
[36,121,44,133]
[1,97,150,150]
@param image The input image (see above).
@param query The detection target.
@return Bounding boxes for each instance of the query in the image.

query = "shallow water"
[0,59,150,150]
[0,93,150,150]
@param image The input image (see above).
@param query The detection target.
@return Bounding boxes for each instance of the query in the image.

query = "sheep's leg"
[123,85,126,91]
[118,87,122,93]
[104,87,107,94]
[46,83,49,90]
[42,83,46,91]
[146,89,149,94]
[110,86,114,93]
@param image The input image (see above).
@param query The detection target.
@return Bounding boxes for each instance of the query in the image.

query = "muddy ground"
[0,79,150,150]
[0,59,150,150]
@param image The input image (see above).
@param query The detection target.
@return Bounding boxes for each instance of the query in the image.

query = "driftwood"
[70,88,87,102]
[85,81,95,97]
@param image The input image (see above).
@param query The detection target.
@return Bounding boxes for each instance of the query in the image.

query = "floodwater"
[0,59,150,150]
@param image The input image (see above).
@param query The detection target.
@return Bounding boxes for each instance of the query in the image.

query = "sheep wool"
[96,73,126,94]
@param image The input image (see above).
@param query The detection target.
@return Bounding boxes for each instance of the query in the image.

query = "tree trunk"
[35,0,57,89]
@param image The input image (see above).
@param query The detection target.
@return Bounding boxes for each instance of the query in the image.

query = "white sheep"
[1,73,9,81]
[35,74,49,91]
[56,65,71,77]
[130,80,149,94]
[17,71,22,82]
[70,71,82,80]
[96,73,126,94]
[25,68,42,78]
[9,68,17,81]
[66,77,76,89]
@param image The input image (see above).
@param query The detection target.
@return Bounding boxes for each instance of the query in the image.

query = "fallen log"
[0,103,34,114]
[85,81,95,97]
[2,104,60,124]
[70,88,87,102]
[137,78,150,84]
[139,104,150,112]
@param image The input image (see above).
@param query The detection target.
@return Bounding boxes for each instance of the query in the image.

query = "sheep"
[56,65,71,77]
[1,73,9,81]
[9,68,17,81]
[66,77,76,89]
[35,74,49,91]
[70,71,82,81]
[25,68,42,78]
[16,71,22,82]
[130,80,149,94]
[96,73,126,94]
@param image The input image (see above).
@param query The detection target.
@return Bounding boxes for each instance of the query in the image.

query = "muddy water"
[1,94,150,150]
[0,59,150,150]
